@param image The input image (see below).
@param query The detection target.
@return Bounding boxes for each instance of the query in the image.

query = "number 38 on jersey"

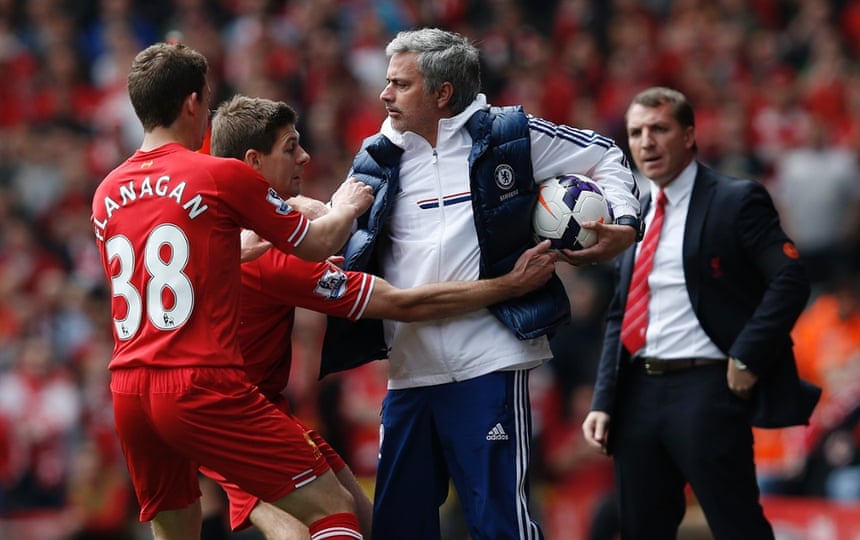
[107,224,194,340]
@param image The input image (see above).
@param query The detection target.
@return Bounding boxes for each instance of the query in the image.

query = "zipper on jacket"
[431,146,457,378]
[431,147,445,283]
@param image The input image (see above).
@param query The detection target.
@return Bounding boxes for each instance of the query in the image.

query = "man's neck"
[140,127,196,152]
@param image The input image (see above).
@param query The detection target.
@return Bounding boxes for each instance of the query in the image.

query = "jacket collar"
[380,93,490,149]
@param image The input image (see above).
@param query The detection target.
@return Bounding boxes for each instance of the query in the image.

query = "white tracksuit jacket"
[378,94,639,389]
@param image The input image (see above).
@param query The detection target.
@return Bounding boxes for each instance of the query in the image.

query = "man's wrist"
[731,357,749,371]
[615,215,644,241]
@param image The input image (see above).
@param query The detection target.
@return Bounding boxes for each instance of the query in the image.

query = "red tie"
[620,189,667,355]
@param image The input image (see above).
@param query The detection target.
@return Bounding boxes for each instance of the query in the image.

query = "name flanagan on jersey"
[92,176,209,240]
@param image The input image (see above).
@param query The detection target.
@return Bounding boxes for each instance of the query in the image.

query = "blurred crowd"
[0,0,858,538]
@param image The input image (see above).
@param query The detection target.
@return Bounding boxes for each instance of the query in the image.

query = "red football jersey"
[91,143,310,370]
[239,250,375,398]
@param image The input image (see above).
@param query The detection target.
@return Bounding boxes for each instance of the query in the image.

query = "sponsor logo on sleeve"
[315,268,348,299]
[266,187,293,215]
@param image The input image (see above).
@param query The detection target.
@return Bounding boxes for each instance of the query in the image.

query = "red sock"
[309,512,363,539]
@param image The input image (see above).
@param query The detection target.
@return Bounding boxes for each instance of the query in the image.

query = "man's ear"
[436,82,453,110]
[186,92,200,117]
[244,149,261,170]
[684,126,696,151]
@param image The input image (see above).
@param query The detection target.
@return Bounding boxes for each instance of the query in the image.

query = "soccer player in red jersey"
[203,94,559,539]
[90,43,373,540]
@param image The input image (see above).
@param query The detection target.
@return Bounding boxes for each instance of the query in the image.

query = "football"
[532,174,614,251]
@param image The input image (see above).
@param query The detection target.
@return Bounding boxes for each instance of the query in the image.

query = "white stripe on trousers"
[513,369,539,540]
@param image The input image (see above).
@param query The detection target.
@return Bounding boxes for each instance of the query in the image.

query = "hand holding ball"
[532,174,614,251]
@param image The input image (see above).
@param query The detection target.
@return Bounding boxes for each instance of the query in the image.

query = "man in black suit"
[582,86,821,540]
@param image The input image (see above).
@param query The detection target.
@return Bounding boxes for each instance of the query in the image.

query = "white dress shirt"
[638,161,725,360]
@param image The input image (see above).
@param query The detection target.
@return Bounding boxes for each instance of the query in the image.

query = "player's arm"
[240,198,332,263]
[291,178,372,262]
[560,221,637,266]
[529,119,640,266]
[287,195,330,219]
[362,240,557,321]
[240,229,273,262]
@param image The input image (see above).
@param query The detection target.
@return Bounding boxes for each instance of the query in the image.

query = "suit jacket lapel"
[683,164,717,311]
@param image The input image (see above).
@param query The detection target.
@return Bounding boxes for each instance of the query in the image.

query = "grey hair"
[385,28,481,115]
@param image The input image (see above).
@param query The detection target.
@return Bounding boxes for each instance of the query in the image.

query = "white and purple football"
[532,174,614,251]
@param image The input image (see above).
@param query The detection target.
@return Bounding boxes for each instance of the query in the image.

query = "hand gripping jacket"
[319,106,570,378]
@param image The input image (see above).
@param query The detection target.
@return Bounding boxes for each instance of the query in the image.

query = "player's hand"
[506,240,558,296]
[727,360,758,399]
[559,222,636,266]
[582,411,611,454]
[326,255,345,268]
[240,229,272,262]
[288,195,330,219]
[330,177,373,218]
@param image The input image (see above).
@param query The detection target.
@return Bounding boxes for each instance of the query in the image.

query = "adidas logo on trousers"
[486,422,509,441]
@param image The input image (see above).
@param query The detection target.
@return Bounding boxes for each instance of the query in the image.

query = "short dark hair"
[127,42,208,131]
[627,86,696,130]
[209,95,298,160]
